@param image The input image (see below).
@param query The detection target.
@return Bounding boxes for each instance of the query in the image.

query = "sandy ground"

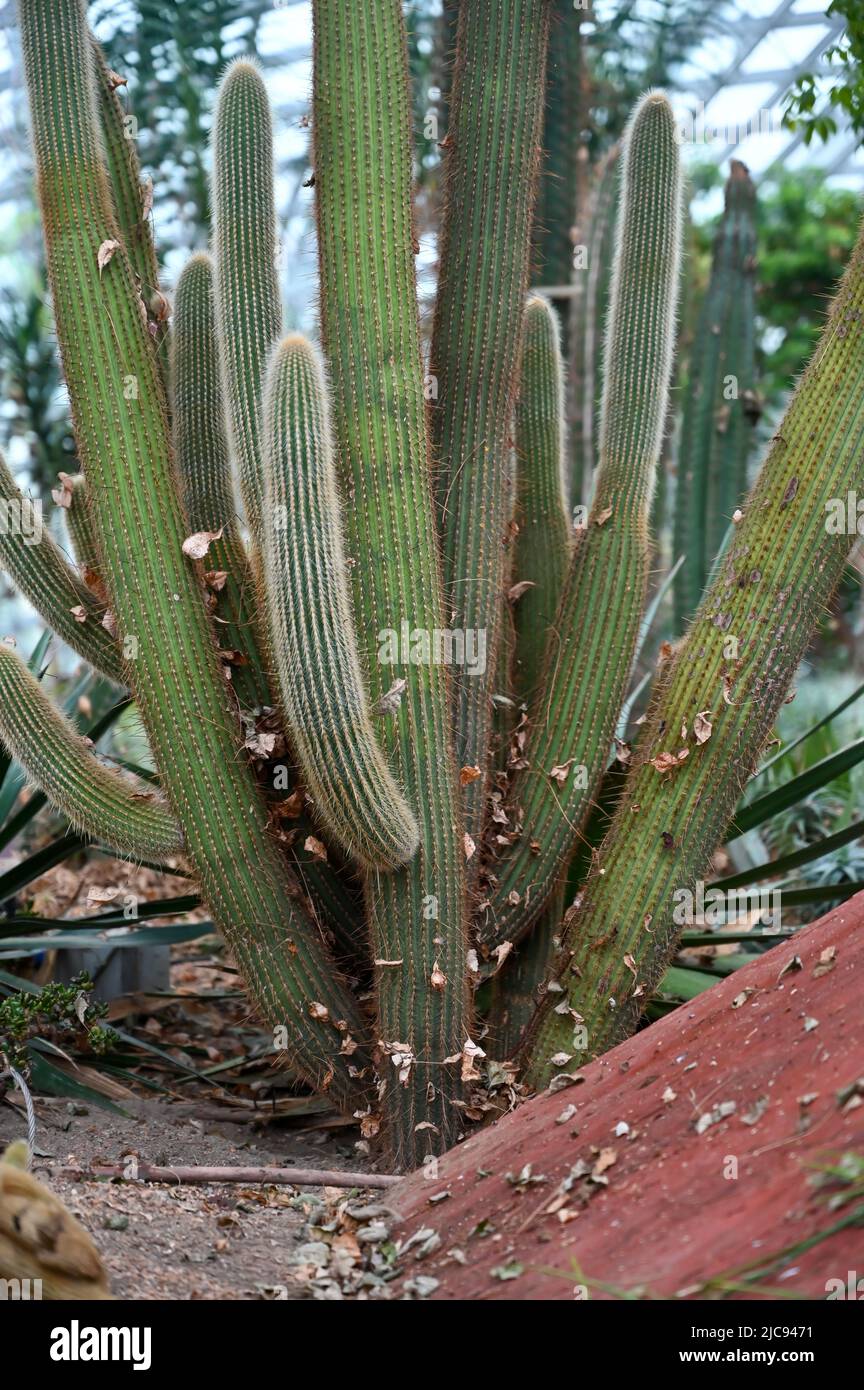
[0,1095,382,1300]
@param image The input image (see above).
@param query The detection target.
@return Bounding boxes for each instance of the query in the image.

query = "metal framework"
[671,0,859,180]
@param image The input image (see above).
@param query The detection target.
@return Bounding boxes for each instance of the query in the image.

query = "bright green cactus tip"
[262,334,420,872]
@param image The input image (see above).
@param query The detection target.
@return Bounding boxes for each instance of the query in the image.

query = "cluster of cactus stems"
[3,0,864,1170]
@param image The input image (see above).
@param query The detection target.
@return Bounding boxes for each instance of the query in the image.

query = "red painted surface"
[388,894,864,1300]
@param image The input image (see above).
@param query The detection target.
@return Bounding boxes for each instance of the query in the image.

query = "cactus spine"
[312,0,470,1164]
[674,160,759,628]
[212,58,281,546]
[0,642,181,860]
[521,220,864,1083]
[262,335,420,872]
[484,91,683,950]
[19,0,371,1112]
[430,0,550,859]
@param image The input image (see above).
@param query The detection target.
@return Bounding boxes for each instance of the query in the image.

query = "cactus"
[3,1,862,1170]
[0,451,122,682]
[522,220,864,1084]
[571,144,620,506]
[674,160,760,628]
[430,0,550,859]
[312,0,470,1165]
[171,252,269,711]
[0,642,181,860]
[261,335,420,872]
[212,58,281,547]
[511,296,571,703]
[481,91,683,950]
[532,3,583,330]
[64,473,100,575]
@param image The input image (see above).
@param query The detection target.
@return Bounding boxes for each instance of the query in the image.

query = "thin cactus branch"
[212,58,281,546]
[171,252,269,712]
[511,295,571,704]
[674,160,760,629]
[0,450,123,683]
[0,641,182,860]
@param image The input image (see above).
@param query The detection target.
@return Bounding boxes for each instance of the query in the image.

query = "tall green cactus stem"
[90,36,160,312]
[313,0,470,1163]
[489,294,570,1054]
[0,451,123,683]
[674,161,759,630]
[511,297,571,702]
[172,253,269,711]
[430,0,550,857]
[483,91,682,949]
[21,0,372,1112]
[0,642,182,860]
[212,58,281,546]
[521,217,864,1084]
[91,33,168,382]
[262,336,420,872]
[573,144,620,506]
[532,1,582,351]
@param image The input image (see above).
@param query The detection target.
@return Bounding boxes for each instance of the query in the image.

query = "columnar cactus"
[674,160,759,627]
[261,335,420,873]
[430,0,550,860]
[3,0,861,1171]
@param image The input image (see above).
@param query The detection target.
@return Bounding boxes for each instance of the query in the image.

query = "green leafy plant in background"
[783,1,864,146]
[2,0,864,1172]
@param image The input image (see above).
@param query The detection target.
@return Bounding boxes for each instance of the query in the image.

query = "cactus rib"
[262,335,420,872]
[521,215,864,1083]
[0,642,182,859]
[483,91,683,949]
[20,0,372,1113]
